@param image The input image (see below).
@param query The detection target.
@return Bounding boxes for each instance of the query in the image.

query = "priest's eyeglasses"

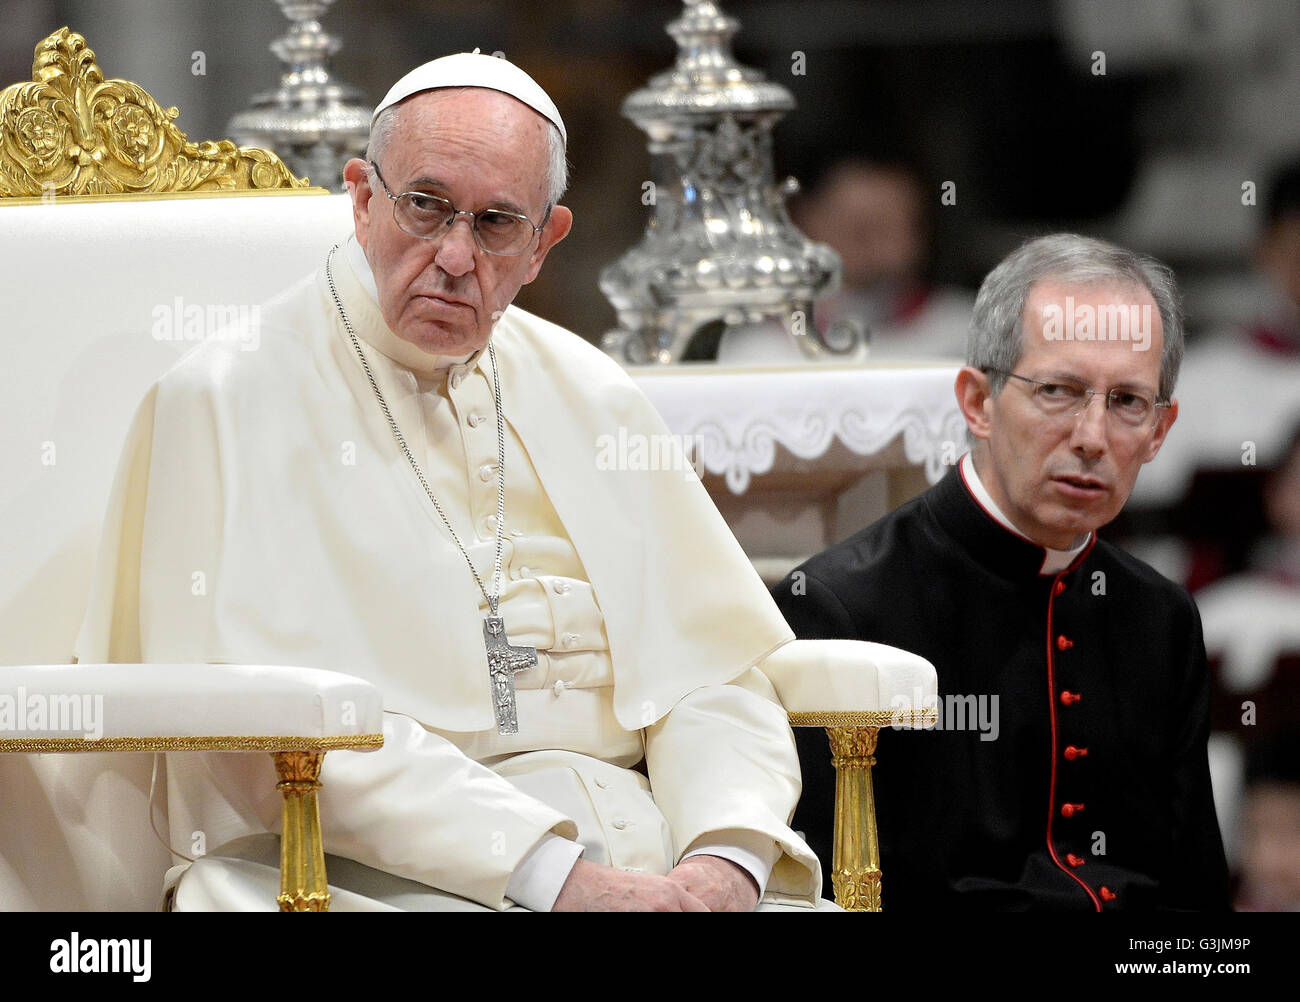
[986,369,1170,428]
[369,161,548,257]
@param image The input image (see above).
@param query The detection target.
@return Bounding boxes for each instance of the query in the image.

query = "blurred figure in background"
[1234,729,1300,911]
[1129,158,1300,517]
[1256,422,1300,587]
[795,158,972,360]
[1196,425,1300,698]
[1193,428,1300,891]
[1244,158,1300,358]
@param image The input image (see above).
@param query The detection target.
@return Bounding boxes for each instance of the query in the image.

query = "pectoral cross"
[484,614,538,734]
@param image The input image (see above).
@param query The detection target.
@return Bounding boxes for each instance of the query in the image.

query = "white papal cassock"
[73,236,822,910]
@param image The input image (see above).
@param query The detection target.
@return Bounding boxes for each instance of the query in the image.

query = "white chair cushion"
[760,639,937,724]
[0,663,383,746]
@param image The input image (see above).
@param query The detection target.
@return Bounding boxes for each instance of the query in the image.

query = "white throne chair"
[0,27,382,913]
[0,27,937,912]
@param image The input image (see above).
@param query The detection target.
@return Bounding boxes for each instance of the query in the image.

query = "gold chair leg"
[272,750,331,912]
[827,725,882,911]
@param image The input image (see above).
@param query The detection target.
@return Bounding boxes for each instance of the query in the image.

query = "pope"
[76,52,824,911]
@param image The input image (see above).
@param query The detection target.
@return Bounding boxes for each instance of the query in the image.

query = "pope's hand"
[665,854,760,912]
[552,859,709,911]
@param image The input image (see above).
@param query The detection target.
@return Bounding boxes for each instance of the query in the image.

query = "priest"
[76,53,822,911]
[775,234,1230,910]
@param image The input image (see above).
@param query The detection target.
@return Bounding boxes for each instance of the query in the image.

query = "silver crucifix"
[484,614,538,734]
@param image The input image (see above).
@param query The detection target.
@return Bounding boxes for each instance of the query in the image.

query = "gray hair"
[967,233,1185,401]
[366,99,569,211]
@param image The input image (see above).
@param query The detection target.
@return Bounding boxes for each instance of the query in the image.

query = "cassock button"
[1056,635,1074,651]
[1100,886,1116,902]
[478,463,496,482]
[612,818,630,831]
[1064,745,1089,761]
[1054,580,1067,596]
[450,372,464,390]
[468,412,485,427]
[562,632,579,649]
[1060,690,1081,706]
[1061,802,1085,818]
[553,581,571,596]
[520,566,533,578]
[1066,853,1085,868]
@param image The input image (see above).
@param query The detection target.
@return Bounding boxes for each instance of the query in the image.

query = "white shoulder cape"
[75,250,794,735]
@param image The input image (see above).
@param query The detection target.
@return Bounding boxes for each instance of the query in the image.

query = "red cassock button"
[1060,690,1081,705]
[1056,635,1074,651]
[1066,853,1085,868]
[1054,579,1067,596]
[1061,802,1085,818]
[1064,745,1089,760]
[1100,886,1117,902]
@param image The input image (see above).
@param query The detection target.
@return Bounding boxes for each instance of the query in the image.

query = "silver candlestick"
[227,0,371,191]
[600,0,857,365]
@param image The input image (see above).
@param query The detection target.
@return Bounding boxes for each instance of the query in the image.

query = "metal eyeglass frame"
[985,368,1170,427]
[368,160,549,257]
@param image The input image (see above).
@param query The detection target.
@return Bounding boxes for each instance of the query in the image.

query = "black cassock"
[773,465,1229,911]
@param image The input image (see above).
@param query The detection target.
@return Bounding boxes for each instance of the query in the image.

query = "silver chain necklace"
[325,244,538,734]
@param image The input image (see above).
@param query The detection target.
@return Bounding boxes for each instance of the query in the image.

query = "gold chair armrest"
[759,640,938,912]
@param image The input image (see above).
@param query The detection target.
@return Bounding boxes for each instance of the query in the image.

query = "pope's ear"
[343,158,374,247]
[522,205,573,285]
[955,366,994,442]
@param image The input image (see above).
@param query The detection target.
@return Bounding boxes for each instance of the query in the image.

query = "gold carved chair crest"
[0,26,314,199]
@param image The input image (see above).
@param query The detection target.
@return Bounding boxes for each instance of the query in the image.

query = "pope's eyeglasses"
[986,368,1169,429]
[369,160,548,257]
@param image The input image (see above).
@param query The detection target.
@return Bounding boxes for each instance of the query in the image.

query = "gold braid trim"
[788,709,937,729]
[0,733,383,754]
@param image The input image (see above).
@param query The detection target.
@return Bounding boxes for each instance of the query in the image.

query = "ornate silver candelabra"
[227,0,370,191]
[600,0,856,365]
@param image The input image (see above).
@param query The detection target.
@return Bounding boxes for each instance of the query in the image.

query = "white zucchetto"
[372,50,567,145]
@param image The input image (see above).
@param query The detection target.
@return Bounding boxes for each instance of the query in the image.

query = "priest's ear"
[343,158,377,249]
[1142,397,1178,463]
[521,204,573,286]
[955,365,995,442]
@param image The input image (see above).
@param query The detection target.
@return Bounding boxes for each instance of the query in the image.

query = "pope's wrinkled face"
[344,88,571,356]
[958,279,1179,549]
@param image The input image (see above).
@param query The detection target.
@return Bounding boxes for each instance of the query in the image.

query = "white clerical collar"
[341,235,479,377]
[959,453,1091,576]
